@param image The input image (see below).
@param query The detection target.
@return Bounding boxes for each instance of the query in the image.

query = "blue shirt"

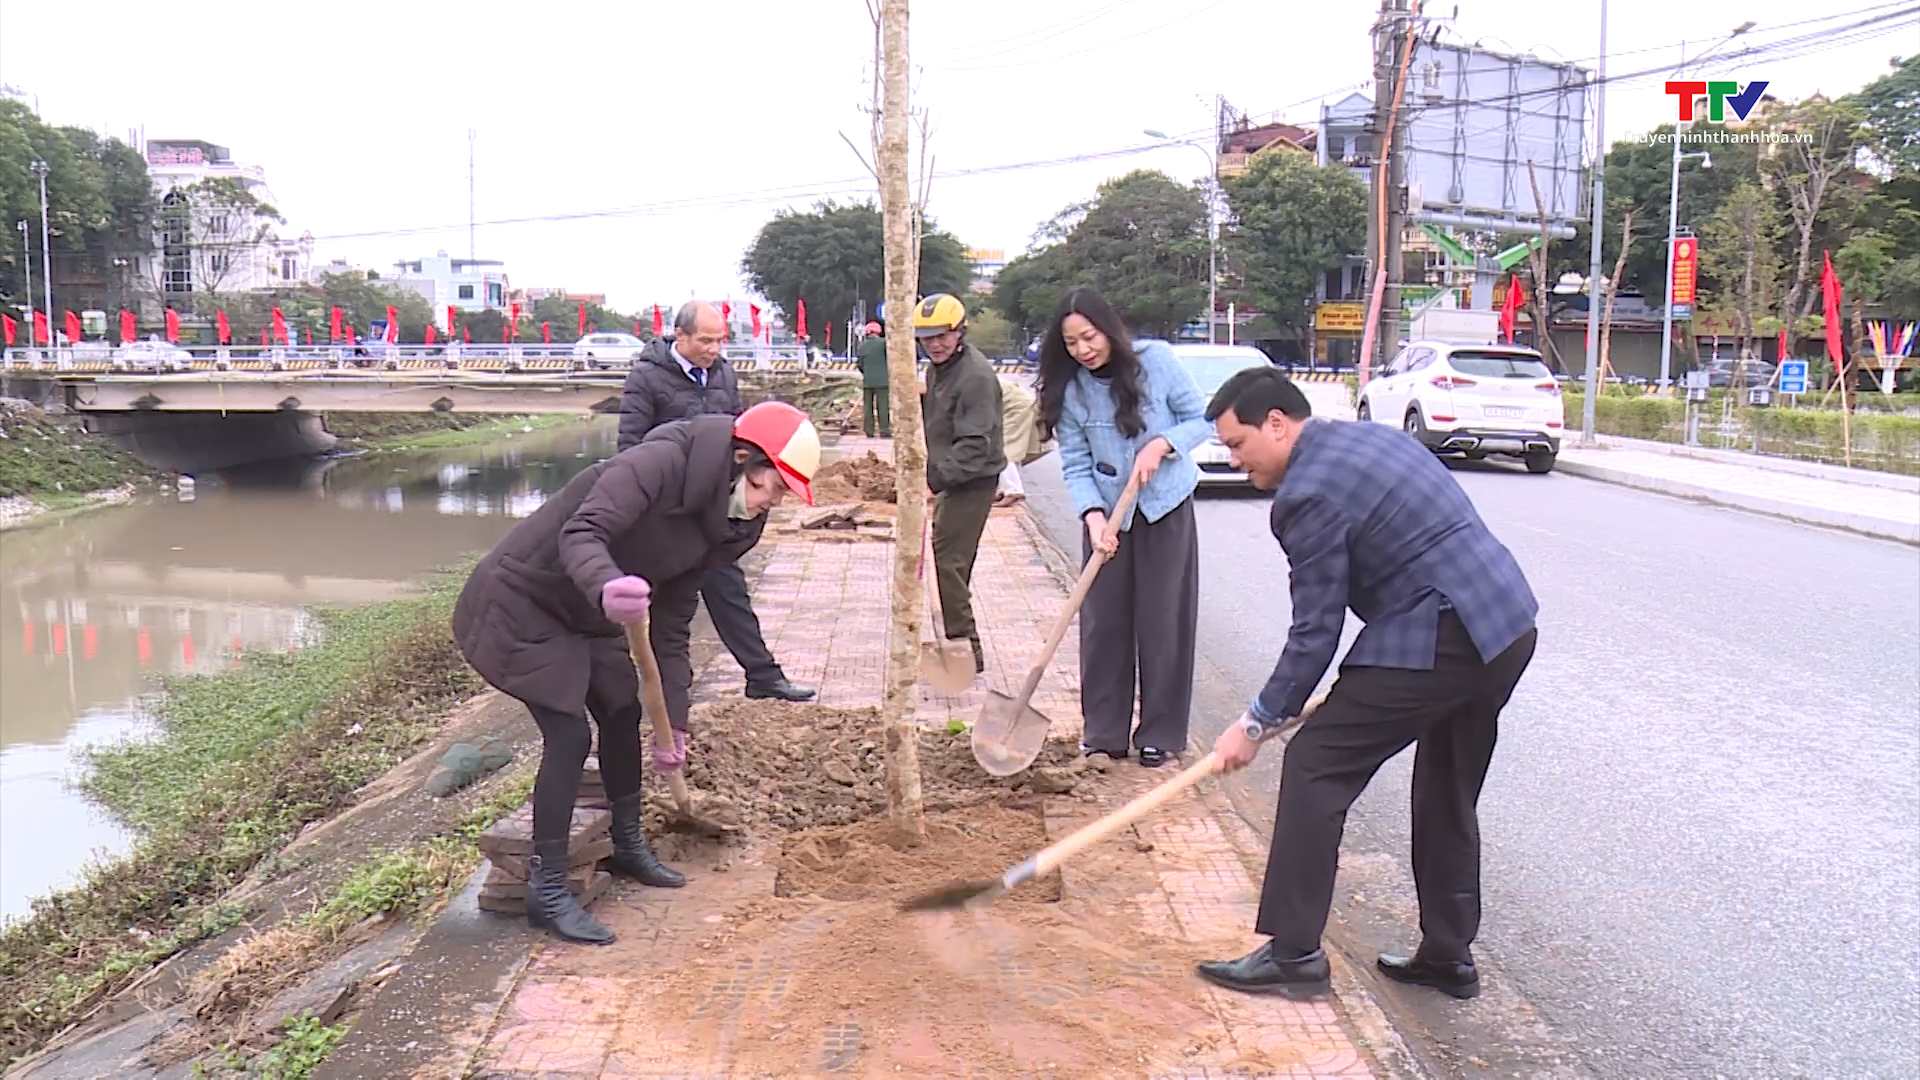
[1055,339,1212,529]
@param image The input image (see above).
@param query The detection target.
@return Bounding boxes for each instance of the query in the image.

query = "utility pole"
[1580,0,1608,442]
[1367,1,1414,380]
[17,220,33,345]
[466,130,478,261]
[877,0,927,846]
[32,160,52,341]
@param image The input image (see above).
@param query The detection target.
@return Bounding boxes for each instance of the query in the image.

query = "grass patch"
[322,412,583,451]
[0,565,484,1066]
[0,400,161,501]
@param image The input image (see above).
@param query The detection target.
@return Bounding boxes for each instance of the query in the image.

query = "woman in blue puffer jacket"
[1035,287,1212,768]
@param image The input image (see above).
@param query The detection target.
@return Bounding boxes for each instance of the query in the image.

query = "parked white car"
[1167,343,1276,487]
[572,332,646,367]
[112,339,195,372]
[1356,341,1564,473]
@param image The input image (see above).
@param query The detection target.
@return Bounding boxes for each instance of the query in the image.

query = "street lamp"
[1658,22,1754,389]
[15,220,30,346]
[1145,128,1219,344]
[30,161,51,344]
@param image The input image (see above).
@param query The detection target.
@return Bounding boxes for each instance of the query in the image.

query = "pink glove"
[600,575,651,624]
[653,729,688,773]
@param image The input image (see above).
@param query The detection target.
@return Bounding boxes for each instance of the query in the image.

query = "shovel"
[918,514,975,693]
[971,475,1141,777]
[906,695,1323,912]
[624,618,740,836]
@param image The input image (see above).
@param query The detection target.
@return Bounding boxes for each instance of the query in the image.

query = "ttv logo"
[1665,80,1770,122]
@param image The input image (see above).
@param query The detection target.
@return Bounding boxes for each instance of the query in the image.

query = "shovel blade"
[919,641,975,693]
[973,690,1050,776]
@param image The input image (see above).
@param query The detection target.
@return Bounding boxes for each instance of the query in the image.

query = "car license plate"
[1482,405,1523,419]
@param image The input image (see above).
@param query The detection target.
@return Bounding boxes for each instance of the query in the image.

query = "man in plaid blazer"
[1195,366,1538,1003]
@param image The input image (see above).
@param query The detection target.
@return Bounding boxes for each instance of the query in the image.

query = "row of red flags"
[4,297,833,349]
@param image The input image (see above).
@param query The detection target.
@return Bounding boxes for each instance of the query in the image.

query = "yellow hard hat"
[913,293,967,339]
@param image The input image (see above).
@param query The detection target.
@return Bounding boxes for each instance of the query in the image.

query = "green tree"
[0,101,153,316]
[961,305,1018,358]
[1760,96,1869,328]
[740,200,970,345]
[1700,182,1785,350]
[151,176,284,307]
[1849,55,1920,175]
[526,294,641,341]
[988,170,1208,339]
[1586,122,1755,301]
[1222,149,1367,336]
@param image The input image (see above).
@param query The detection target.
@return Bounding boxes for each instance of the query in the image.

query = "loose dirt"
[642,699,1082,837]
[774,804,1060,904]
[809,450,897,504]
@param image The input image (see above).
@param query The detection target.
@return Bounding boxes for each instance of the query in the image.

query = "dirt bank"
[810,450,897,504]
[0,400,169,526]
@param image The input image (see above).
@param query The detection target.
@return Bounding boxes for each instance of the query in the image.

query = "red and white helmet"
[864,321,883,335]
[733,401,821,505]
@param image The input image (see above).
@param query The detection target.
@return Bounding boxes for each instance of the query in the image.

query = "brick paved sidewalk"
[465,436,1382,1079]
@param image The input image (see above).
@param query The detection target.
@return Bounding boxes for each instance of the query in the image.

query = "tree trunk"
[1600,207,1636,382]
[1524,161,1562,370]
[878,0,927,846]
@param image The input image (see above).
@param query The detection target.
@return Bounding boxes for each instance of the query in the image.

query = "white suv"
[1356,341,1565,473]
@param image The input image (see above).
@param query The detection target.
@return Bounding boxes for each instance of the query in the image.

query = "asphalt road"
[1015,429,1920,1079]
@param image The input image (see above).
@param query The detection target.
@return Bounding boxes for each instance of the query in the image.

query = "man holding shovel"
[916,293,1006,675]
[1195,367,1538,1001]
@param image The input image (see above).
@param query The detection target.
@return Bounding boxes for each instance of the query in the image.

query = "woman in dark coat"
[452,403,821,944]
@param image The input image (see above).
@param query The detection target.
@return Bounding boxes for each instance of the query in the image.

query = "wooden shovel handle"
[1020,692,1325,885]
[625,618,692,808]
[1012,474,1142,704]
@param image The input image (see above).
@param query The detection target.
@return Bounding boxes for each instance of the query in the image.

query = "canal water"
[0,418,619,922]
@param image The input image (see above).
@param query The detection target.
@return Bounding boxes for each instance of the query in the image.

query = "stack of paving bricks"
[476,757,613,916]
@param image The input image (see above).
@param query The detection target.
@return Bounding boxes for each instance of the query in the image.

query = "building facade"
[139,139,315,314]
[390,252,511,326]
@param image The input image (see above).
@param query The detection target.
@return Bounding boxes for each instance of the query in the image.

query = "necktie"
[691,366,706,387]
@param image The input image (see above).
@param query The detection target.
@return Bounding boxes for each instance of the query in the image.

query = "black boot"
[608,794,686,888]
[525,842,613,945]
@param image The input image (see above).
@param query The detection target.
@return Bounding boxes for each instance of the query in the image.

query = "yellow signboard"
[1315,302,1367,333]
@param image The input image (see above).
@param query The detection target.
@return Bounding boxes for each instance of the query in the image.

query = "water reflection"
[0,418,616,920]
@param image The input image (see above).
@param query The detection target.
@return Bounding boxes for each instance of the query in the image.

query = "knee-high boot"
[608,793,686,888]
[526,841,614,945]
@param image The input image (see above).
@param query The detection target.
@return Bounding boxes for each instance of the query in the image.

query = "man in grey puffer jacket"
[614,300,816,702]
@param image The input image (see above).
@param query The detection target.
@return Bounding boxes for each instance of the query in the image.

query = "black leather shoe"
[1196,943,1330,999]
[1376,952,1481,999]
[607,794,686,889]
[745,677,816,702]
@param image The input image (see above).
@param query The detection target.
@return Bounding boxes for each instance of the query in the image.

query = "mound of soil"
[810,451,897,504]
[642,699,1082,837]
[774,804,1060,904]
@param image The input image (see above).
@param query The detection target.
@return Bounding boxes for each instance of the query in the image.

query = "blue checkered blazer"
[1249,418,1539,726]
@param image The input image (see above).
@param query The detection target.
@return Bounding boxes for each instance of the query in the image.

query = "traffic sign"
[1670,303,1693,321]
[1778,359,1809,395]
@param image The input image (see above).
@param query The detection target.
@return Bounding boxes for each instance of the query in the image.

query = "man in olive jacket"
[856,321,890,437]
[915,293,1005,674]
[613,301,815,703]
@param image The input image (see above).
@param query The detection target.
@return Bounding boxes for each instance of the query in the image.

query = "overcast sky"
[1,1,1911,313]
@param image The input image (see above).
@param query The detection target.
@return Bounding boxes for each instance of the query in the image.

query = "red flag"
[2,313,15,346]
[305,327,312,346]
[463,327,471,344]
[446,305,457,335]
[329,306,342,341]
[64,310,82,345]
[1821,250,1845,377]
[750,303,762,339]
[1778,327,1788,362]
[33,311,49,344]
[216,310,231,345]
[652,305,664,336]
[261,328,270,347]
[824,321,831,349]
[577,301,588,337]
[541,320,551,344]
[384,306,399,343]
[633,320,641,338]
[508,302,520,343]
[1498,274,1522,343]
[721,301,732,321]
[796,299,808,340]
[165,308,180,343]
[120,310,136,345]
[346,324,357,345]
[425,323,437,345]
[271,307,288,345]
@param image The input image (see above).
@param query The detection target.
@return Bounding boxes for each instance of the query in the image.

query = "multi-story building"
[139,139,315,313]
[389,252,511,326]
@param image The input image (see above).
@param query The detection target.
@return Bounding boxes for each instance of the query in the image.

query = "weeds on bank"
[0,401,160,500]
[192,1012,347,1080]
[0,565,483,1066]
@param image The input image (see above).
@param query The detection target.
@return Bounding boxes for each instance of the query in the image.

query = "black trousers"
[526,688,643,848]
[932,480,997,642]
[1255,611,1537,961]
[862,387,891,436]
[1078,496,1199,754]
[700,560,781,685]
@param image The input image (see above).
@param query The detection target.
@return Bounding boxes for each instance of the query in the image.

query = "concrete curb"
[1554,455,1920,545]
[1591,434,1920,492]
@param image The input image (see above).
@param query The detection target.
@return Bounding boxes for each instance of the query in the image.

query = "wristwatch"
[1236,713,1267,742]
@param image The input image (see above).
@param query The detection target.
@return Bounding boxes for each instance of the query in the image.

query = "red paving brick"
[472,438,1380,1078]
